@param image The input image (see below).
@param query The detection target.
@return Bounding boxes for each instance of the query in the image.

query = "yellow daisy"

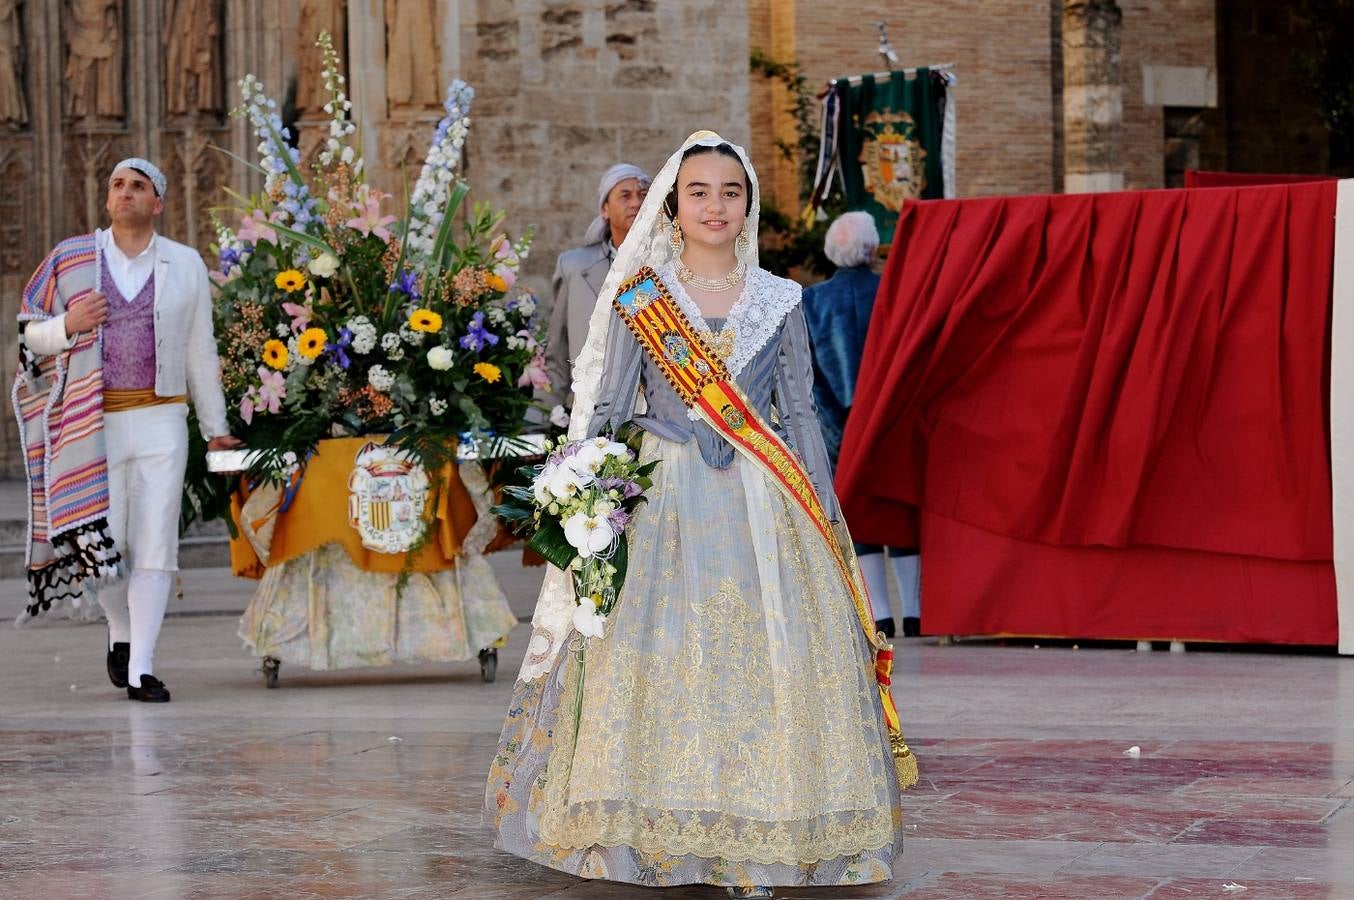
[408,308,443,333]
[473,362,502,383]
[262,339,289,370]
[298,327,328,360]
[274,269,307,292]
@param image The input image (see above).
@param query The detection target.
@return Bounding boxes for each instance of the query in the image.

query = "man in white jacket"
[18,158,239,702]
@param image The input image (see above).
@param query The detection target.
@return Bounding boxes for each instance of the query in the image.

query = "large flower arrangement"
[211,32,546,479]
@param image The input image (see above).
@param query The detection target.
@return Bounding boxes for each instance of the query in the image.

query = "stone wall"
[750,0,1225,201]
[0,0,749,475]
[456,0,750,287]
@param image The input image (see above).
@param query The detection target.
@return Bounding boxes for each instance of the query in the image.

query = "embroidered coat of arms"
[346,441,430,554]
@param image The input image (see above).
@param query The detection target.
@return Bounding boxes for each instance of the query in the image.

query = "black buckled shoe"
[127,674,171,703]
[903,616,921,638]
[106,642,130,688]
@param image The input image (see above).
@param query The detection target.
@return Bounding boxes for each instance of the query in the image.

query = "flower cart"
[196,34,549,686]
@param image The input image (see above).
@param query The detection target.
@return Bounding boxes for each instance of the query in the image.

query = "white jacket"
[22,231,231,439]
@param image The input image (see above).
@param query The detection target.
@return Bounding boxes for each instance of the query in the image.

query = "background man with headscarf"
[544,162,650,409]
[16,158,240,702]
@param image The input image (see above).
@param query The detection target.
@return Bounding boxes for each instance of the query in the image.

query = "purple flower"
[219,247,242,274]
[458,311,499,354]
[597,476,642,499]
[606,509,632,531]
[327,327,353,370]
[389,270,422,303]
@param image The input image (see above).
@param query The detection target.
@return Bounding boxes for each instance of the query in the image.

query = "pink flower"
[517,351,550,390]
[236,209,277,245]
[240,366,286,424]
[345,186,397,242]
[281,300,313,335]
[491,234,519,289]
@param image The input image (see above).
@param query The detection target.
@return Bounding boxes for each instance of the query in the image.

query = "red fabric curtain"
[836,182,1339,644]
[1184,169,1338,188]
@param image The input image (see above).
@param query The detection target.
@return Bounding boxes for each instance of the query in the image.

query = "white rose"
[426,346,454,370]
[307,252,340,278]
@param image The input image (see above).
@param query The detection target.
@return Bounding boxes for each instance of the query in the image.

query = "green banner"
[837,69,945,244]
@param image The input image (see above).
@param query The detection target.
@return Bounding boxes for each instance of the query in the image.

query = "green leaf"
[429,181,472,278]
[269,221,337,256]
[526,520,576,571]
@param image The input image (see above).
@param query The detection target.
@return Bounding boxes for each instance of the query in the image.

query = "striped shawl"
[11,234,123,620]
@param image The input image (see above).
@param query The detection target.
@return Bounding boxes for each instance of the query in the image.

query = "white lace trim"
[662,265,802,420]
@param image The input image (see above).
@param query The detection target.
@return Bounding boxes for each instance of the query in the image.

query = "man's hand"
[207,435,244,451]
[65,290,109,336]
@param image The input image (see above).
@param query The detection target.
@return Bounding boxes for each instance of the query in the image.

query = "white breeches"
[102,403,189,570]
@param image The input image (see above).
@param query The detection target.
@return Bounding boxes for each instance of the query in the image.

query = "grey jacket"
[545,240,612,406]
[587,292,840,522]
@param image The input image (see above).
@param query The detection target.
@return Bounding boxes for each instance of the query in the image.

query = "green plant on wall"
[749,49,844,279]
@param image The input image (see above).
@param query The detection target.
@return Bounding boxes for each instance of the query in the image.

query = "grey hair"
[824,211,880,268]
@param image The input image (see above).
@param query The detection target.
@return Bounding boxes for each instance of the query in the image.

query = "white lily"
[572,597,607,638]
[563,511,615,558]
[547,463,591,500]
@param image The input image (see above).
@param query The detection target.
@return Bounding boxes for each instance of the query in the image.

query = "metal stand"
[478,648,497,683]
[261,655,281,689]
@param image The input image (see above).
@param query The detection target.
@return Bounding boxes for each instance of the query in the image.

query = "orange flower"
[262,339,289,369]
[485,272,508,293]
[298,327,328,359]
[408,308,443,333]
[274,269,306,292]
[473,362,502,383]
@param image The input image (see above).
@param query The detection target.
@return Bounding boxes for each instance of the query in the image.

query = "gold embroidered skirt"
[486,434,904,887]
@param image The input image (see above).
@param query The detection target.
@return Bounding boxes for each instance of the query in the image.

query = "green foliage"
[749,48,843,278]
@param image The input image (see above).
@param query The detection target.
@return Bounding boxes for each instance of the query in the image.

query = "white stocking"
[858,552,891,622]
[127,569,172,687]
[889,553,921,620]
[96,580,132,647]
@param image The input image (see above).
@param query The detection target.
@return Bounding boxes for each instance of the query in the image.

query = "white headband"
[109,157,167,198]
[583,163,651,245]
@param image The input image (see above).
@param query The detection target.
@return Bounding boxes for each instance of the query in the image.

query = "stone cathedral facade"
[0,1,1332,474]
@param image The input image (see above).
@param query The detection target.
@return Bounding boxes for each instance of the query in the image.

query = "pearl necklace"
[676,258,747,293]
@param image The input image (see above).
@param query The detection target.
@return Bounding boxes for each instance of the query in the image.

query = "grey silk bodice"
[587,296,840,522]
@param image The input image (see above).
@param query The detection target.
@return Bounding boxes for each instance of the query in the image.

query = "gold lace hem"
[538,800,900,866]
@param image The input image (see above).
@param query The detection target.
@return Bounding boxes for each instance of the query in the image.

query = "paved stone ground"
[2,558,1352,898]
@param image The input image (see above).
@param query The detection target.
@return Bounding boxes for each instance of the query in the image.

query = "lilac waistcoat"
[101,256,157,390]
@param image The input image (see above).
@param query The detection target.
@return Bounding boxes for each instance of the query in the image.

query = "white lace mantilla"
[662,264,802,420]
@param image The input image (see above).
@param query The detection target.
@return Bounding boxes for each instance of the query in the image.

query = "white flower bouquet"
[492,430,657,639]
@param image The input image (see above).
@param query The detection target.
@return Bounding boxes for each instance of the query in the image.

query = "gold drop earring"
[736,230,751,255]
[670,221,684,255]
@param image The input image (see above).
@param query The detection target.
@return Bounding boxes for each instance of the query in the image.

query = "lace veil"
[515,130,762,684]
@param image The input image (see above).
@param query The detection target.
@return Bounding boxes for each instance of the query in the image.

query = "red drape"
[1184,169,1338,188]
[836,182,1339,645]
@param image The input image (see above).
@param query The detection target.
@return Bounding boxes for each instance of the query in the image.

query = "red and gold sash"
[612,266,917,790]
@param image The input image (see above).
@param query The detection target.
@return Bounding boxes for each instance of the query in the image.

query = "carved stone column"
[1062,0,1123,193]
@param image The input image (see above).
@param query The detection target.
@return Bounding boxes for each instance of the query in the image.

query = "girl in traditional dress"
[486,132,909,898]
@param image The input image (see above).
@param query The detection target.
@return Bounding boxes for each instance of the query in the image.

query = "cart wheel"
[262,656,281,689]
[478,648,497,683]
